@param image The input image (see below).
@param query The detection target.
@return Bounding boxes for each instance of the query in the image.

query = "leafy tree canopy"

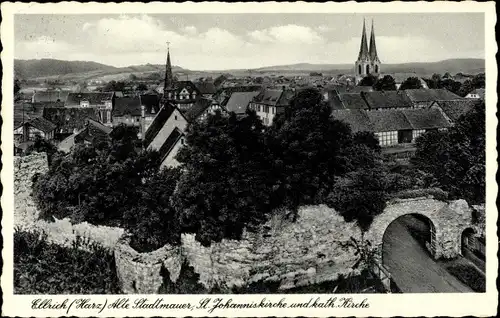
[373,75,397,91]
[399,77,423,90]
[412,101,485,204]
[358,74,377,87]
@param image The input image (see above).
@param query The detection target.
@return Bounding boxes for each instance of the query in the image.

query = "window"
[175,115,178,120]
[366,65,370,74]
[375,65,379,73]
[80,101,90,108]
[375,131,398,146]
[180,138,184,145]
[136,118,140,122]
[412,129,426,141]
[358,65,362,75]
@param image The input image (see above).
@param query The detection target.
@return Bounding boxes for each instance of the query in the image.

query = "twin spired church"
[354,19,381,83]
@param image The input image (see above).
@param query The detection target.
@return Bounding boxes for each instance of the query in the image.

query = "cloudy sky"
[14,13,485,70]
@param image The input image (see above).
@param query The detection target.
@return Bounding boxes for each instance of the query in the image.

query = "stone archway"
[365,198,474,263]
[381,213,437,266]
[460,227,477,256]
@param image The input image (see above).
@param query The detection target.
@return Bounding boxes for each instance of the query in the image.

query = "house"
[213,85,262,105]
[224,91,261,116]
[183,98,225,123]
[142,103,188,168]
[403,89,463,108]
[194,81,217,99]
[248,88,295,126]
[339,93,369,110]
[32,90,69,103]
[429,99,481,125]
[163,80,201,111]
[58,118,113,153]
[43,107,101,140]
[465,88,485,100]
[331,107,450,147]
[14,117,57,144]
[362,90,413,110]
[112,97,142,127]
[65,92,115,126]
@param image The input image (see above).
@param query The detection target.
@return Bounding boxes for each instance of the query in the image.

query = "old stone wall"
[181,205,364,291]
[114,235,182,294]
[14,153,124,250]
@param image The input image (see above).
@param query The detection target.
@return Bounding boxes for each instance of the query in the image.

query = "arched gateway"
[364,198,476,263]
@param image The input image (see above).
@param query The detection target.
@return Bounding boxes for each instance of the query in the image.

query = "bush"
[447,264,485,292]
[158,261,207,294]
[14,229,121,294]
[390,188,449,201]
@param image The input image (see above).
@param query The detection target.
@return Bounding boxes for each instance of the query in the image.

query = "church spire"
[163,42,173,95]
[369,19,380,62]
[357,18,369,61]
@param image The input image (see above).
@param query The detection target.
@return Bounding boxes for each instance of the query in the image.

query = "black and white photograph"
[1,2,497,317]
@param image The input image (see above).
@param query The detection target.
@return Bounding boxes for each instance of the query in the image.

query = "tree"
[471,73,485,89]
[14,78,21,95]
[399,77,422,90]
[458,80,474,97]
[129,74,138,81]
[104,80,126,92]
[358,74,377,87]
[31,125,176,236]
[173,110,275,246]
[136,83,148,91]
[440,78,462,95]
[25,135,59,164]
[413,101,485,204]
[373,75,396,91]
[214,74,228,88]
[268,88,381,216]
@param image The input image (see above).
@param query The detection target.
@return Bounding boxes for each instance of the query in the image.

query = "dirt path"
[383,217,472,293]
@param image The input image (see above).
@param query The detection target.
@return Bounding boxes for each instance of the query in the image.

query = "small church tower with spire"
[161,42,175,107]
[355,19,381,83]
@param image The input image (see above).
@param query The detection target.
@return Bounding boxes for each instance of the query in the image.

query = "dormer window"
[151,108,156,114]
[80,100,90,108]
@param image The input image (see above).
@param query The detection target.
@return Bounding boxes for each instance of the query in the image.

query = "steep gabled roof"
[253,89,294,107]
[33,91,70,103]
[362,91,413,109]
[183,98,214,122]
[43,107,100,133]
[432,99,480,123]
[404,88,462,102]
[16,117,57,133]
[225,91,261,114]
[113,97,142,117]
[194,81,217,95]
[143,103,176,147]
[331,109,373,132]
[157,127,184,163]
[401,108,451,130]
[339,93,369,109]
[366,109,413,132]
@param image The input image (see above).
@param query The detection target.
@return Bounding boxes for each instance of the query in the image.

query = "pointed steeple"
[357,18,369,61]
[369,19,380,62]
[163,42,173,95]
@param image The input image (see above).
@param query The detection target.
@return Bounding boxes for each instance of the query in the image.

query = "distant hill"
[247,59,485,77]
[14,59,118,79]
[15,58,485,81]
[14,59,190,80]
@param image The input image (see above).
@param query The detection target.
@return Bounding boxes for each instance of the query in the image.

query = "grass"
[14,229,121,294]
[446,263,485,292]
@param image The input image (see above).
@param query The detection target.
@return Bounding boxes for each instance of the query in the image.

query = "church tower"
[369,19,381,76]
[354,19,382,83]
[161,43,175,107]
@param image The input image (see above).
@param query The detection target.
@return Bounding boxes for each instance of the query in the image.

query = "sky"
[14,13,485,71]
